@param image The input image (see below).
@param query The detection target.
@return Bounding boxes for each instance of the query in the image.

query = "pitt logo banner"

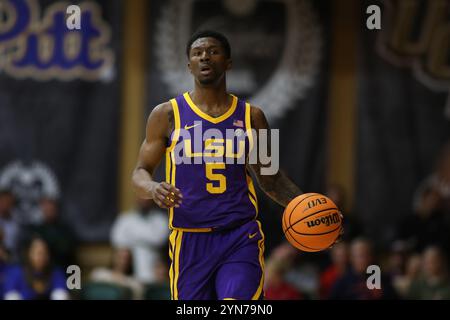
[0,0,114,81]
[377,0,450,118]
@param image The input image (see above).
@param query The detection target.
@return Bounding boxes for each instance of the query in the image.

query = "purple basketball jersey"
[165,92,258,231]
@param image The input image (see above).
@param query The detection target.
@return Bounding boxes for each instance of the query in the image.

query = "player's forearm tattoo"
[258,170,302,207]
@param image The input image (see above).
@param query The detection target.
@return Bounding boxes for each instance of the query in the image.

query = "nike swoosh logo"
[248,232,258,239]
[184,123,200,130]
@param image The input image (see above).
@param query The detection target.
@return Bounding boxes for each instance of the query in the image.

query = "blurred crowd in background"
[0,141,449,300]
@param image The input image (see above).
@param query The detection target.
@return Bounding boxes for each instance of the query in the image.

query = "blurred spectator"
[422,141,450,201]
[385,240,420,298]
[407,246,450,300]
[0,189,20,260]
[153,257,170,285]
[265,261,304,300]
[142,258,171,300]
[0,160,60,225]
[22,197,76,267]
[394,253,422,298]
[319,241,349,299]
[111,198,168,284]
[386,240,410,278]
[328,238,398,299]
[325,184,362,241]
[396,185,450,255]
[3,236,69,300]
[398,142,450,255]
[0,232,10,300]
[264,242,303,300]
[89,247,143,300]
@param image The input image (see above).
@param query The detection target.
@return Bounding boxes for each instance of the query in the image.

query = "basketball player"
[132,30,340,300]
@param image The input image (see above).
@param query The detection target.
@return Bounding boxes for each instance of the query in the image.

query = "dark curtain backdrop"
[356,0,450,245]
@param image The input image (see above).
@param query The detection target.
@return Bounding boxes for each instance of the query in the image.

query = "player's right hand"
[150,182,183,209]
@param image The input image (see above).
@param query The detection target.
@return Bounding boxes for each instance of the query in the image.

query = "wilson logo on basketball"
[307,198,327,208]
[306,212,340,228]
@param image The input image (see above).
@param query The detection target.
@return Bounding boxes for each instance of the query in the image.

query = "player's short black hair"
[186,30,231,58]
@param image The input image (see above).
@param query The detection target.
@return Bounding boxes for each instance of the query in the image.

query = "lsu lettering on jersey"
[165,92,258,231]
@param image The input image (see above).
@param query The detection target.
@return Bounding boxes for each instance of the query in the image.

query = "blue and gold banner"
[0,0,115,81]
[0,0,121,241]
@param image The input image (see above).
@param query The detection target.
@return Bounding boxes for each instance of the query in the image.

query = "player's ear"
[226,58,232,71]
[187,62,192,74]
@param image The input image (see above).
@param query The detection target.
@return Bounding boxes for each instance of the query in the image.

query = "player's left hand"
[329,212,344,249]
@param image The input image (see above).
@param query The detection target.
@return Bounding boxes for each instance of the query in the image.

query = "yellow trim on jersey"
[166,99,180,229]
[252,220,265,300]
[169,230,183,300]
[174,230,183,300]
[167,99,180,152]
[165,151,171,185]
[245,102,254,152]
[168,151,177,229]
[246,174,259,214]
[171,226,212,232]
[168,230,176,299]
[166,151,173,228]
[183,92,238,124]
[245,102,258,216]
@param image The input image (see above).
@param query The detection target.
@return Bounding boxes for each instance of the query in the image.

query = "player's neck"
[191,81,230,111]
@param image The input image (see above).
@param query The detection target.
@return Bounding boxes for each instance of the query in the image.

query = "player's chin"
[198,75,217,85]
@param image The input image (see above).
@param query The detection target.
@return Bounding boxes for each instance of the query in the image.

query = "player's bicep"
[136,139,165,173]
[135,104,170,174]
[250,105,273,166]
[248,106,279,187]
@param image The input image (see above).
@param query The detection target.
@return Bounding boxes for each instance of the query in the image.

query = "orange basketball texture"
[282,193,342,252]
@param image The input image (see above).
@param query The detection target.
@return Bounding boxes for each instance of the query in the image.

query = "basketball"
[282,193,342,252]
